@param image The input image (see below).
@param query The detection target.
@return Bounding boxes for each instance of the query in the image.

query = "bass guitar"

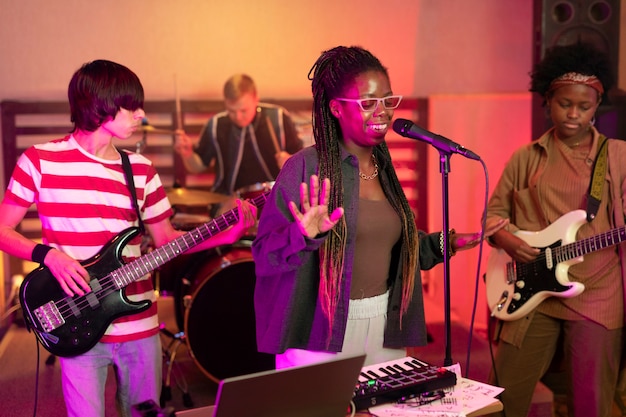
[19,192,268,357]
[486,209,626,321]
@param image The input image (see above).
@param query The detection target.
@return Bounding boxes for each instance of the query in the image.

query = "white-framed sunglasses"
[335,95,403,112]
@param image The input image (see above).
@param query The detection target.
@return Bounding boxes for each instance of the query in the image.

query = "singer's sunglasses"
[335,95,403,112]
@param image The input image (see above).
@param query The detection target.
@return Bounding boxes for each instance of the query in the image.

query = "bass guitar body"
[19,228,150,357]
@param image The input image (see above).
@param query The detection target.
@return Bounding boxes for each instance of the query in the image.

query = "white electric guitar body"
[486,209,626,321]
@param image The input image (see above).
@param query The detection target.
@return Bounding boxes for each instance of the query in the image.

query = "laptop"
[195,354,366,417]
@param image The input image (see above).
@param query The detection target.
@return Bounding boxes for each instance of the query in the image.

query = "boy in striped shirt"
[0,60,256,417]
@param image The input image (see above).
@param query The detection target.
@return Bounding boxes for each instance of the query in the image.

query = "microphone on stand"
[392,118,480,161]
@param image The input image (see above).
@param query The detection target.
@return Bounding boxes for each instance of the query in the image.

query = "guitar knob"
[516,280,525,289]
[513,292,521,301]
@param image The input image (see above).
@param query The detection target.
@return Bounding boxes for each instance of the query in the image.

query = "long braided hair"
[307,46,419,336]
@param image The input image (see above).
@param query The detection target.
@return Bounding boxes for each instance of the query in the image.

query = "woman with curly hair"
[486,42,626,417]
[252,45,506,369]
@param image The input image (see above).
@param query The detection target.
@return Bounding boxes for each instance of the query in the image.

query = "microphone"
[392,118,480,161]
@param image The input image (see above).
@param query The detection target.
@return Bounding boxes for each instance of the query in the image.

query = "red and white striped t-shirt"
[5,135,173,342]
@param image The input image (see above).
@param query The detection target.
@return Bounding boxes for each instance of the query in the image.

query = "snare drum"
[170,212,211,231]
[180,241,275,382]
[235,181,275,201]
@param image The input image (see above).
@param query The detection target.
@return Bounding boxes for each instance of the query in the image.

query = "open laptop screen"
[211,354,366,417]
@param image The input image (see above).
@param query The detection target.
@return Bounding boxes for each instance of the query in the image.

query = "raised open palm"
[288,175,344,238]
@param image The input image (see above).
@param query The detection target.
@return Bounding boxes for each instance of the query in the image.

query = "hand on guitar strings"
[288,175,344,238]
[45,249,91,297]
[491,229,541,263]
[221,199,258,244]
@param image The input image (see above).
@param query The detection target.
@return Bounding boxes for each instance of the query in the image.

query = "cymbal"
[137,124,175,135]
[166,187,230,206]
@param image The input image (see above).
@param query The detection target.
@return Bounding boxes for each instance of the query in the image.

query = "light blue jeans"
[59,334,162,417]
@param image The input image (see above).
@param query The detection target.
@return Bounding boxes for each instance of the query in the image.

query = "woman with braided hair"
[252,45,506,369]
[485,41,626,417]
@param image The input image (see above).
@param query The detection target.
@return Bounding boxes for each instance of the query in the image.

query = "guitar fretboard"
[554,225,626,263]
[111,192,267,288]
[111,212,237,288]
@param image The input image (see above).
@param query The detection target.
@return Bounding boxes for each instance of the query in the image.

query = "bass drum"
[183,242,275,382]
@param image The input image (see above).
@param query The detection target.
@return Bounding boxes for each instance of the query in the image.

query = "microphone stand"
[437,149,454,367]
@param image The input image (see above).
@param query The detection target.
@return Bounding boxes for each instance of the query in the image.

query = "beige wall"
[621,1,626,91]
[0,0,532,99]
[0,1,536,334]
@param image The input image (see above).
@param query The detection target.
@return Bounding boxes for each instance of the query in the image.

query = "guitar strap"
[586,134,609,222]
[119,149,146,234]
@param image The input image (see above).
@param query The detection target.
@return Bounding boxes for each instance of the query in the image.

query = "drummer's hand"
[275,151,291,169]
[288,175,344,238]
[174,129,194,159]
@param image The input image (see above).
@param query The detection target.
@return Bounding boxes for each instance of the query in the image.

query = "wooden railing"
[1,97,428,277]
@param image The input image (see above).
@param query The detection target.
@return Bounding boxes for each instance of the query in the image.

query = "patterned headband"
[548,72,604,96]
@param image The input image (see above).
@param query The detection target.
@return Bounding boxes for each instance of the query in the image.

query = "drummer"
[174,74,303,201]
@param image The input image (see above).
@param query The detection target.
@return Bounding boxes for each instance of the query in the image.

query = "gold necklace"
[359,154,379,180]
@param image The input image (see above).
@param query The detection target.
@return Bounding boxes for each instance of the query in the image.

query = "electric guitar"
[19,192,268,357]
[486,209,626,321]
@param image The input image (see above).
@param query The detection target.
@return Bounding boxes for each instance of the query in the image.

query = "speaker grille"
[535,0,619,67]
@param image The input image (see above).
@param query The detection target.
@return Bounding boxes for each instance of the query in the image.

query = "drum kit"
[155,180,276,395]
[135,93,278,407]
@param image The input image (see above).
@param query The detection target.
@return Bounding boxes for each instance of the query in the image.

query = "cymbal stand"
[159,323,193,408]
[136,124,147,154]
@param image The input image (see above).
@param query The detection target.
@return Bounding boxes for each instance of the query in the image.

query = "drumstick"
[174,74,183,131]
[173,74,185,188]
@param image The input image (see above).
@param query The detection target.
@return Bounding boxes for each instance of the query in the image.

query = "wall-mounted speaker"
[531,0,624,140]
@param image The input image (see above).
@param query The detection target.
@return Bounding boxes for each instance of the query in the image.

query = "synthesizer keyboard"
[353,356,457,410]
